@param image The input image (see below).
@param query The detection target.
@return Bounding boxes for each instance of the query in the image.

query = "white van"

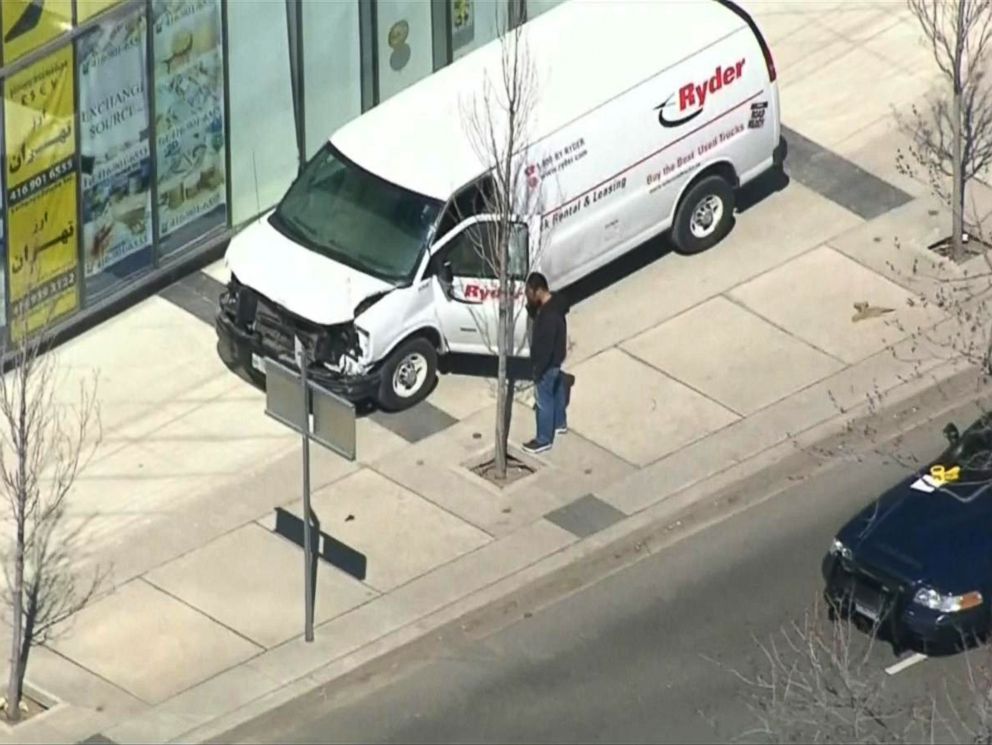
[216,0,783,411]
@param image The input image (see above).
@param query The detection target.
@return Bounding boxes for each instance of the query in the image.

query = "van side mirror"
[944,422,960,444]
[438,261,454,288]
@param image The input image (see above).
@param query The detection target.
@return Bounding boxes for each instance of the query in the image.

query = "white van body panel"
[331,0,749,203]
[225,216,392,326]
[222,0,782,392]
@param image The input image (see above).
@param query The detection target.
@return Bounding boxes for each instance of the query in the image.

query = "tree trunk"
[494,287,510,479]
[952,86,965,261]
[7,515,23,722]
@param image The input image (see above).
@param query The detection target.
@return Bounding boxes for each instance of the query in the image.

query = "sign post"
[295,337,315,643]
[264,345,357,643]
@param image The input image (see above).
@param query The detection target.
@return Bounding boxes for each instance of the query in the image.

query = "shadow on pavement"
[273,507,368,582]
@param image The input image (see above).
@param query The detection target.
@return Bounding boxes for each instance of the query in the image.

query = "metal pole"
[296,337,315,642]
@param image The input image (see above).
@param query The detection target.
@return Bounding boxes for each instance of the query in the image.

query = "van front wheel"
[672,175,735,255]
[376,337,438,412]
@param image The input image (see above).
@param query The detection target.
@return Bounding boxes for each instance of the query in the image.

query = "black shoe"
[522,439,551,454]
[555,426,568,435]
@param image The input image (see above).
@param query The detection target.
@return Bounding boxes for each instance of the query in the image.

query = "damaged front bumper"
[215,284,380,403]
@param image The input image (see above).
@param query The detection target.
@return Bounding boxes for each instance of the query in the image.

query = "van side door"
[428,216,530,356]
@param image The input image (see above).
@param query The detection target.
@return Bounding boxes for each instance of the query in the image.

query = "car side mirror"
[944,422,960,444]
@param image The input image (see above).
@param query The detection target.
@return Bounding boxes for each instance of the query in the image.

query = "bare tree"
[724,599,928,744]
[723,593,992,744]
[900,0,992,261]
[460,5,545,479]
[0,315,101,722]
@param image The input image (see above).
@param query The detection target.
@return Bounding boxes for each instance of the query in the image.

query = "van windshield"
[270,144,442,284]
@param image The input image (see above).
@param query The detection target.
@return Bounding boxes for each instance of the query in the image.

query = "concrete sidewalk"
[5,3,992,743]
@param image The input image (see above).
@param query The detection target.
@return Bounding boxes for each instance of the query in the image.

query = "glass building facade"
[0,0,565,342]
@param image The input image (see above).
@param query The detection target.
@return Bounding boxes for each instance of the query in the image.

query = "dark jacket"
[529,292,569,380]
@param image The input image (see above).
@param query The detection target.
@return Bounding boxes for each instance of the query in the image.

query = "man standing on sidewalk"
[522,272,569,455]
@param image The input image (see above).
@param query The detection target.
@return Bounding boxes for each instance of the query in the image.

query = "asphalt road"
[222,397,989,744]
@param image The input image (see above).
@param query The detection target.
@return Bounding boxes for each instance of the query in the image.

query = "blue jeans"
[535,366,567,446]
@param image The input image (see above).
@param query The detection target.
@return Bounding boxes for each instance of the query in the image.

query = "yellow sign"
[4,46,80,337]
[1,0,72,64]
[930,464,961,485]
[76,0,123,23]
[7,176,78,337]
[5,45,75,186]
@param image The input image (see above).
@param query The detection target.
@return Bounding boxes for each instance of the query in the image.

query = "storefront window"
[375,0,434,101]
[152,0,227,259]
[302,0,361,158]
[76,0,126,24]
[525,0,565,21]
[1,0,73,65]
[227,0,296,225]
[4,46,80,338]
[451,0,507,61]
[78,8,153,304]
[0,125,7,336]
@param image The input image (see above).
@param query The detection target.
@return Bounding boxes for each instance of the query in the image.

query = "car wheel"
[376,337,438,412]
[671,175,736,255]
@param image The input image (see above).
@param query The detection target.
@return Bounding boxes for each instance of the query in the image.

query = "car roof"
[329,0,748,201]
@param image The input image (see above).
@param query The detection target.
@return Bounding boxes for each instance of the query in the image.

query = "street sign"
[264,358,308,433]
[313,388,357,460]
[262,344,358,644]
[264,358,357,460]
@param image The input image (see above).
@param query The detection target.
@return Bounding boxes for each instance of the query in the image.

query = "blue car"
[822,414,992,651]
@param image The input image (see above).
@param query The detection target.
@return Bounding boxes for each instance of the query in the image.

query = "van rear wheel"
[672,175,735,255]
[376,337,438,412]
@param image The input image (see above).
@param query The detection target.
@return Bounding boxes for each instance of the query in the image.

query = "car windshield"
[270,144,442,284]
[939,420,992,474]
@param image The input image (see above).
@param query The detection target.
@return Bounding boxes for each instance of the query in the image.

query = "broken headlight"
[222,274,257,327]
[313,325,362,365]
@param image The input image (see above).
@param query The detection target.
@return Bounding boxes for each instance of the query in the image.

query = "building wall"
[0,0,566,344]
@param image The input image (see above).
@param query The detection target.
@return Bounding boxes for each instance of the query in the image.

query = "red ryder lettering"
[678,59,745,111]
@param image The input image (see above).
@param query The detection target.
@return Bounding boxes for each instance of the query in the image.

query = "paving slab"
[373,403,634,537]
[782,125,913,220]
[267,468,491,592]
[830,113,931,199]
[858,14,939,83]
[598,332,951,515]
[243,518,574,697]
[544,495,626,539]
[428,371,495,420]
[623,295,844,415]
[782,48,924,149]
[84,439,362,595]
[144,523,378,649]
[826,195,958,294]
[730,245,944,365]
[58,297,223,408]
[746,2,833,45]
[50,580,260,705]
[567,348,739,466]
[371,401,458,443]
[0,645,143,745]
[774,24,855,88]
[568,181,862,364]
[202,260,230,286]
[812,3,905,44]
[106,663,279,744]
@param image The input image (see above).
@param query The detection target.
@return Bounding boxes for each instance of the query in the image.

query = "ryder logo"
[655,59,746,128]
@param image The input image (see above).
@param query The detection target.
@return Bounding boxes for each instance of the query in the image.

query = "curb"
[173,357,986,745]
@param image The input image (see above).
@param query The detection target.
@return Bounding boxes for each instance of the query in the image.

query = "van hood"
[224,214,393,326]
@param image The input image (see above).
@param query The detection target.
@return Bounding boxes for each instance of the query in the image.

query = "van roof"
[330,0,748,202]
